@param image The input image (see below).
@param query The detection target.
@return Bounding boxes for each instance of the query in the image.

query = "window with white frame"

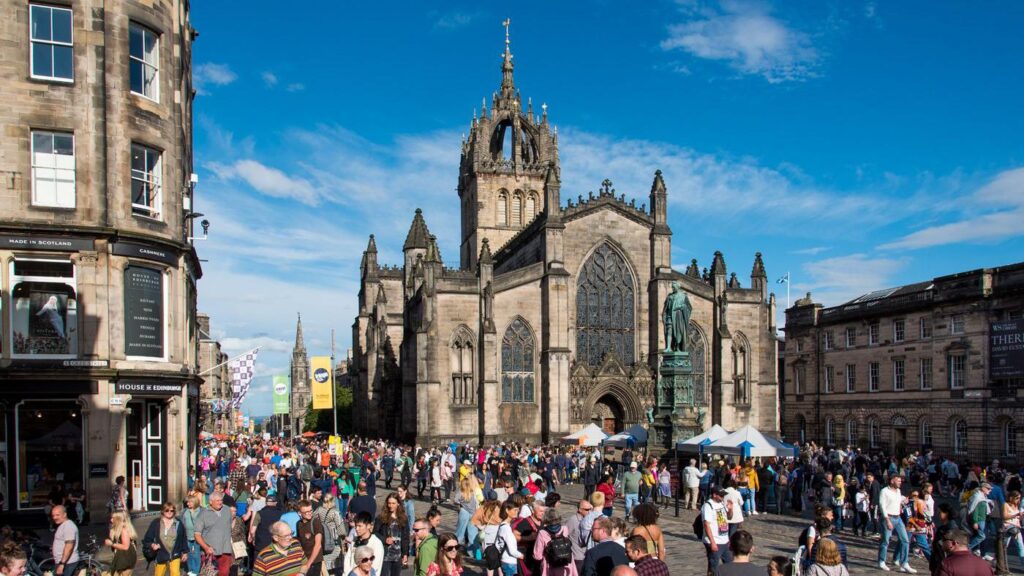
[953,419,967,455]
[497,190,508,226]
[845,327,856,348]
[920,419,933,447]
[824,365,834,393]
[824,330,834,351]
[951,314,965,335]
[948,353,966,389]
[131,143,162,218]
[869,362,880,392]
[846,364,856,392]
[920,317,932,339]
[31,131,75,207]
[30,4,73,81]
[129,22,159,101]
[869,323,880,345]
[868,417,879,448]
[794,364,805,395]
[893,359,905,391]
[825,417,835,445]
[893,319,905,343]
[847,420,858,446]
[1004,421,1018,457]
[919,357,933,390]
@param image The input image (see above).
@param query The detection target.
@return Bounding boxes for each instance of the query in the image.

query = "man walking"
[51,505,79,576]
[703,487,734,576]
[296,500,324,576]
[196,492,235,576]
[623,462,643,518]
[967,483,992,557]
[684,459,705,510]
[565,498,594,574]
[936,529,995,576]
[878,475,914,573]
[252,522,305,576]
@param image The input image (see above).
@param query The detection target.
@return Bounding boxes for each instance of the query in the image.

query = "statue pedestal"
[652,351,705,452]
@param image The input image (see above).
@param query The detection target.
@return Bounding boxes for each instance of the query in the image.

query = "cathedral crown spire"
[500,18,515,95]
[404,208,431,250]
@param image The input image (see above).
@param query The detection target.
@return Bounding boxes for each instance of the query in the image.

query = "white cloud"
[793,246,830,255]
[286,83,305,92]
[261,71,278,87]
[194,63,237,94]
[220,336,292,355]
[797,253,908,306]
[879,168,1024,250]
[433,11,477,30]
[205,159,320,205]
[661,0,818,82]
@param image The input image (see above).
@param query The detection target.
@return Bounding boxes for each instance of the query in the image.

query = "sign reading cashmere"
[229,347,260,408]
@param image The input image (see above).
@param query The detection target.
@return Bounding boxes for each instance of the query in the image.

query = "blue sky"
[191,1,1024,416]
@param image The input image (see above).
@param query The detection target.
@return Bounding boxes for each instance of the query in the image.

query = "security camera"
[190,173,199,185]
[201,219,210,234]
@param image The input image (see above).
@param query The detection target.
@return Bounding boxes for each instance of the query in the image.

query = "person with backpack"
[483,501,522,576]
[701,487,734,576]
[515,496,547,576]
[315,493,345,575]
[533,509,577,576]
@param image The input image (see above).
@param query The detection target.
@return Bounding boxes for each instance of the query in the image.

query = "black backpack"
[483,533,506,570]
[544,534,573,567]
[692,511,704,538]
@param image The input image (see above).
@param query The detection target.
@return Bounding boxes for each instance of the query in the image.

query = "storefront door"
[126,400,166,511]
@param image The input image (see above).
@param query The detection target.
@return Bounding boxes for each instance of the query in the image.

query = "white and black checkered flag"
[229,347,260,408]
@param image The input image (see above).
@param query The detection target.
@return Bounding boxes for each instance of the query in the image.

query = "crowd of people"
[0,435,1022,576]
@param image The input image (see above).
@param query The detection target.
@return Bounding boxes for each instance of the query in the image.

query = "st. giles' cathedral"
[347,24,780,447]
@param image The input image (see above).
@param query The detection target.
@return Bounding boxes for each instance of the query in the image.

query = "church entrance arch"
[592,394,625,435]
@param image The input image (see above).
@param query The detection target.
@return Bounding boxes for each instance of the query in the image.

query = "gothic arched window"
[501,318,535,403]
[576,244,635,367]
[450,327,475,405]
[525,192,537,221]
[689,324,707,405]
[497,190,509,226]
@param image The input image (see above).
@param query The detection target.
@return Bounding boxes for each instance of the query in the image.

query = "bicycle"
[24,534,107,576]
[71,535,107,576]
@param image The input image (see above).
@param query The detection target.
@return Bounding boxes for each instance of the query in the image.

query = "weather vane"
[503,18,511,46]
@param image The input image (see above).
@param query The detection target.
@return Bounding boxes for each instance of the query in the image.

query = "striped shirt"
[253,541,305,576]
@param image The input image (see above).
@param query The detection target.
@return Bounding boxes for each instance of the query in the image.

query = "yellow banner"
[310,356,334,410]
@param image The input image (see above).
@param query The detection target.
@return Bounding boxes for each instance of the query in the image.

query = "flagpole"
[787,271,791,310]
[331,328,338,436]
[197,346,261,376]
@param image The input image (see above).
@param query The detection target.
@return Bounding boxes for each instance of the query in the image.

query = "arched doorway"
[592,394,625,435]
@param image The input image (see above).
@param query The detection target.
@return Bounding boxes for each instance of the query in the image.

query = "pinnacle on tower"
[425,235,442,263]
[403,208,431,250]
[686,259,701,278]
[478,238,493,266]
[366,234,377,253]
[500,18,516,98]
[751,251,767,278]
[711,251,727,276]
[294,312,306,352]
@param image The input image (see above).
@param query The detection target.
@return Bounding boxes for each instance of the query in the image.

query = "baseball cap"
[712,487,728,497]
[629,461,638,468]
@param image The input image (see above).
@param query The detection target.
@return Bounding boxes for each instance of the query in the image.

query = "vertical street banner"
[311,355,334,410]
[228,347,260,408]
[272,375,290,414]
[991,319,1024,378]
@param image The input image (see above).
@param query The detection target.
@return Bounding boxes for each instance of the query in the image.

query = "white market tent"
[605,424,649,448]
[702,424,798,459]
[560,423,608,446]
[675,424,730,454]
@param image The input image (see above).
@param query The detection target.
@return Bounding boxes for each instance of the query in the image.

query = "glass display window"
[16,400,83,510]
[10,259,77,358]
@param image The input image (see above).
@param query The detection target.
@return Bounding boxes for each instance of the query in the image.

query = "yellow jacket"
[743,466,759,490]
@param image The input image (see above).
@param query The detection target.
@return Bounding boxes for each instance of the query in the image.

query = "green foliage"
[303,386,354,433]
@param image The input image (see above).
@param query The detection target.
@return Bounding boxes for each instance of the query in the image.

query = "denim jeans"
[833,505,845,532]
[739,488,752,514]
[187,540,201,575]
[911,533,931,559]
[456,508,479,553]
[1004,532,1024,566]
[878,516,910,566]
[704,543,734,574]
[501,562,517,576]
[969,519,988,554]
[625,493,639,517]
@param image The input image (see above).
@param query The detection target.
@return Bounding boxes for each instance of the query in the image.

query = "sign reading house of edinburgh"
[124,266,164,357]
[114,381,184,395]
[0,234,94,252]
[990,319,1024,379]
[111,241,179,266]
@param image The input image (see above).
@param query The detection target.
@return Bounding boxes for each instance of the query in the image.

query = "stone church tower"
[350,25,779,448]
[290,313,310,435]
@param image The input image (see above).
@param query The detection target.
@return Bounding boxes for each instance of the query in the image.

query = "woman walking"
[104,510,138,576]
[142,502,189,576]
[316,493,346,576]
[533,509,577,576]
[454,478,482,560]
[426,533,463,576]
[374,493,410,576]
[108,476,127,513]
[182,495,203,576]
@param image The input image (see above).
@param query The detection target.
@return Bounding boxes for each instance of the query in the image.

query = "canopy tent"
[604,424,649,448]
[675,424,730,454]
[560,423,608,446]
[702,425,798,459]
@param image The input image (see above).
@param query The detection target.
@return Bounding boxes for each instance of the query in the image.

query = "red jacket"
[937,550,995,576]
[597,482,616,505]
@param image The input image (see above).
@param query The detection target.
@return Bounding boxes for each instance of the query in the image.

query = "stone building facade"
[289,314,311,435]
[350,35,779,447]
[0,0,200,514]
[198,313,233,434]
[782,262,1024,464]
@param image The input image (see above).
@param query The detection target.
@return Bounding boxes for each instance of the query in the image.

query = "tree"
[303,385,354,433]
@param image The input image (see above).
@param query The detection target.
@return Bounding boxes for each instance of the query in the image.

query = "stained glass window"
[576,244,635,366]
[501,318,535,403]
[689,325,707,405]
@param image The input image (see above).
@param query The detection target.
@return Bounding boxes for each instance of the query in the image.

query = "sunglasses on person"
[444,545,459,551]
[359,557,376,563]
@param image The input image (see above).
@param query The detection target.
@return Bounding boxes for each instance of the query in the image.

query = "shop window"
[124,266,166,359]
[10,259,77,358]
[17,401,82,509]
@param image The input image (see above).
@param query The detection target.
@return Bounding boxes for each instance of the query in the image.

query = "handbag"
[232,540,248,559]
[199,555,218,576]
[110,541,138,572]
